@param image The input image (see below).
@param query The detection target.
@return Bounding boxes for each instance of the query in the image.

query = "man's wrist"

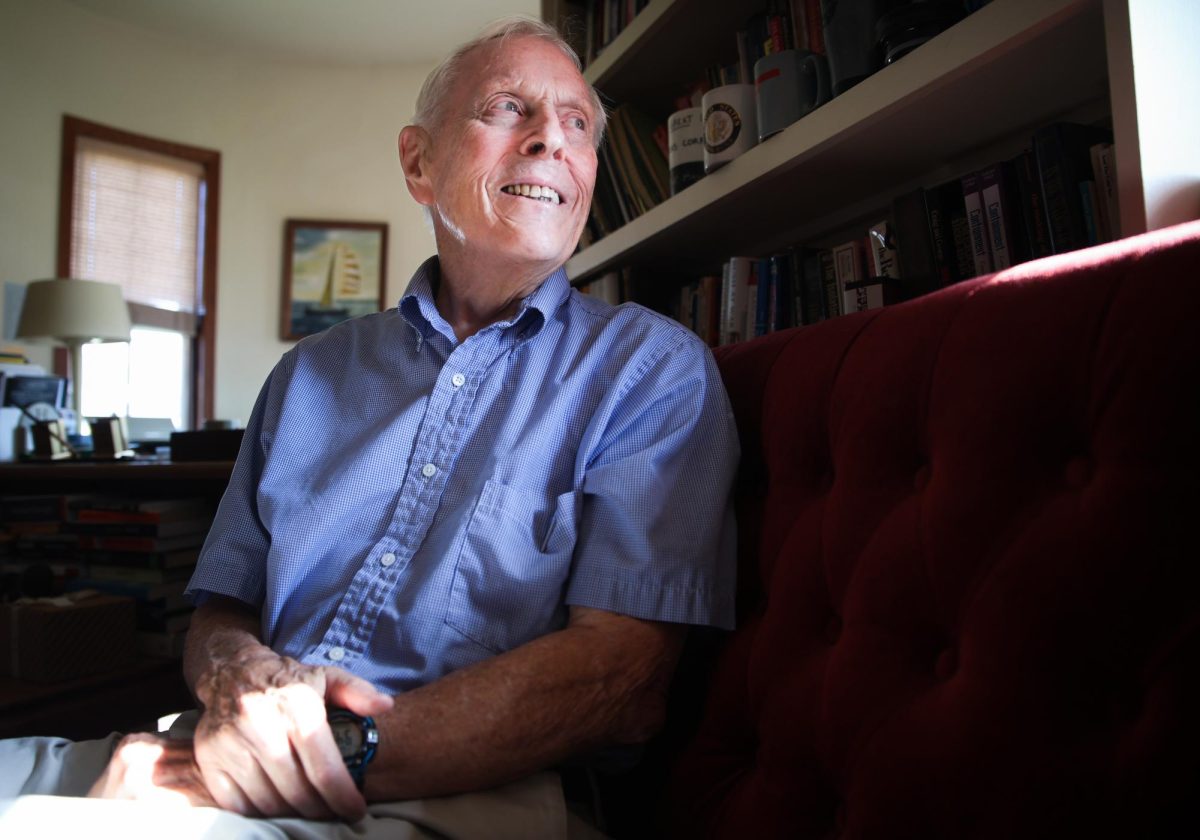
[327,707,380,790]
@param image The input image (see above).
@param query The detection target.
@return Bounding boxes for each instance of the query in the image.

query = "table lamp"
[15,278,132,422]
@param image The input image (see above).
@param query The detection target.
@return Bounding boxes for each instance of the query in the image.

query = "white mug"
[701,84,758,173]
[668,107,705,195]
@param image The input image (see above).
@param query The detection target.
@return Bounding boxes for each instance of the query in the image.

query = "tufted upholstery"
[657,221,1200,838]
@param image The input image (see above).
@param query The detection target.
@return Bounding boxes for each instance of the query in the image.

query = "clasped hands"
[89,647,393,822]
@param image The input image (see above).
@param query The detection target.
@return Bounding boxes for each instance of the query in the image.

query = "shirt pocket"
[446,480,579,653]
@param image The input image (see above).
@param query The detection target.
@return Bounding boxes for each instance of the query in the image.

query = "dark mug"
[754,49,832,141]
[821,0,885,96]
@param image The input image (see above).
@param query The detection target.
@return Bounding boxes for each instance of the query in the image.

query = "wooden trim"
[57,115,221,428]
[197,152,220,427]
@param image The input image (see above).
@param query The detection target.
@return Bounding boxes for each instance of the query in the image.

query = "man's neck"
[434,245,558,344]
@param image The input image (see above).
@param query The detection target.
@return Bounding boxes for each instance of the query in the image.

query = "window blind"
[70,136,203,315]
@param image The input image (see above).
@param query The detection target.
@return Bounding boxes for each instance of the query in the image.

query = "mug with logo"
[668,107,705,195]
[702,84,758,173]
[754,49,832,141]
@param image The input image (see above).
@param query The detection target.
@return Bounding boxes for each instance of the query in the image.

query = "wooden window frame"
[57,114,221,429]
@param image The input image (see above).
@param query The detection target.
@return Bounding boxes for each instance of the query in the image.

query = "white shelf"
[567,0,1109,283]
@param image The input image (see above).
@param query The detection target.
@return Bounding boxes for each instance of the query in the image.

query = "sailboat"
[305,242,362,320]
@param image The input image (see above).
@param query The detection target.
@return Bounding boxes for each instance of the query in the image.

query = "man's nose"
[521,109,566,159]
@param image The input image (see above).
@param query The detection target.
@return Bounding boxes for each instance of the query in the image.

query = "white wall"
[0,0,439,421]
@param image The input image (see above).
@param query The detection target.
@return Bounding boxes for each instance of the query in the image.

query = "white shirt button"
[421,463,437,478]
[380,552,396,567]
[451,373,466,388]
[328,647,345,662]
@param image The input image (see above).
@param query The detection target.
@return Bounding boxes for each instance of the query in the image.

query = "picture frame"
[281,219,388,340]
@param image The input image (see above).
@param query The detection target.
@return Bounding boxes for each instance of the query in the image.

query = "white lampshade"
[16,278,132,344]
[16,278,132,424]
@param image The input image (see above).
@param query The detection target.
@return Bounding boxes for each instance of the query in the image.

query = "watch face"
[330,718,364,758]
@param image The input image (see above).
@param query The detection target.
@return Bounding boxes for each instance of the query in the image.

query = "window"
[58,115,220,430]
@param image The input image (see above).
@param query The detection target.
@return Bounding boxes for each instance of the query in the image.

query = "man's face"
[420,36,599,272]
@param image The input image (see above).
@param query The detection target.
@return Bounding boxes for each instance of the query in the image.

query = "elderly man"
[0,17,737,839]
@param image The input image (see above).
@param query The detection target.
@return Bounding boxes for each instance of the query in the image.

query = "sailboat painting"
[282,219,388,340]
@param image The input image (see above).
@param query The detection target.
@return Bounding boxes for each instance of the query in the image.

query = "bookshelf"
[546,0,1200,286]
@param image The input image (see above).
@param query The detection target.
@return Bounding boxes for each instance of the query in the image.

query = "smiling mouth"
[502,183,562,205]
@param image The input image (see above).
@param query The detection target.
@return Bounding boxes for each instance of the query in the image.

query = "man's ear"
[399,125,435,206]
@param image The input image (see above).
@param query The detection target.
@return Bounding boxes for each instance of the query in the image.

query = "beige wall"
[0,0,438,421]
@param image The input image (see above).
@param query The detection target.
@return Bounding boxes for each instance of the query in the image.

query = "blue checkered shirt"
[187,257,739,692]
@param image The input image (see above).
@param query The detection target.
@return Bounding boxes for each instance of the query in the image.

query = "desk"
[0,459,234,496]
[0,460,232,738]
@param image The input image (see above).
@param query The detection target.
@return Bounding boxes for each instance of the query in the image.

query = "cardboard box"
[0,593,136,682]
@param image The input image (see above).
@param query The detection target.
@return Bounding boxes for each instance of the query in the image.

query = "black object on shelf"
[169,429,243,462]
[876,2,966,65]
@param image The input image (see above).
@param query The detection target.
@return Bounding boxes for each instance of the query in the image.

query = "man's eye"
[496,100,520,113]
[568,117,587,131]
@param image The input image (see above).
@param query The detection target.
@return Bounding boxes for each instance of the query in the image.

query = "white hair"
[413,16,607,147]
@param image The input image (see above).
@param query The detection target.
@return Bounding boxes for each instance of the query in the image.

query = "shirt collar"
[399,256,571,347]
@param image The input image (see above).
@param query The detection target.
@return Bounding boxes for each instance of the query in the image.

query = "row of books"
[711,0,823,90]
[919,121,1116,287]
[1,494,212,656]
[583,119,1119,346]
[581,0,652,67]
[588,105,671,242]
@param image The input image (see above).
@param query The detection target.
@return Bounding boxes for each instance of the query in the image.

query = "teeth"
[503,184,561,204]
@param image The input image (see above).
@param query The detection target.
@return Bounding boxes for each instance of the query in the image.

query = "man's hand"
[88,733,217,807]
[183,596,393,821]
[192,646,393,821]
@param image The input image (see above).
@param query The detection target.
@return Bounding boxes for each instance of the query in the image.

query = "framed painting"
[281,219,388,340]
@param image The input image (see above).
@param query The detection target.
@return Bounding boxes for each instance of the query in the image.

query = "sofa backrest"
[662,221,1200,838]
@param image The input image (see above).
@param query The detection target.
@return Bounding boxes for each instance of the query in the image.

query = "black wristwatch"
[327,707,379,789]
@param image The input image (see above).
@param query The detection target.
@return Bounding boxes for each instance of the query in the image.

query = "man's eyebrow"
[478,76,594,118]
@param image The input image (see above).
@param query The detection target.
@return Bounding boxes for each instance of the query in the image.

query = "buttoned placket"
[314,325,515,666]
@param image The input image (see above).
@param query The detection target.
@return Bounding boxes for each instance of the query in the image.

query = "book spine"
[797,248,823,324]
[819,249,840,318]
[719,261,733,346]
[867,220,900,303]
[962,170,993,276]
[805,0,826,53]
[833,239,866,313]
[754,258,772,337]
[80,548,199,569]
[1013,148,1052,260]
[701,275,721,346]
[1096,143,1120,240]
[891,188,939,300]
[979,164,1012,270]
[78,534,204,553]
[1033,125,1074,253]
[86,564,195,583]
[767,14,787,53]
[727,257,754,344]
[743,261,760,340]
[65,521,208,537]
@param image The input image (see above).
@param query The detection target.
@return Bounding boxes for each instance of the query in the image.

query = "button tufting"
[913,463,931,491]
[935,647,958,681]
[1064,456,1092,488]
[824,614,842,645]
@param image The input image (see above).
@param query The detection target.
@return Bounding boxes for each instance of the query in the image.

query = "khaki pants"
[0,726,607,839]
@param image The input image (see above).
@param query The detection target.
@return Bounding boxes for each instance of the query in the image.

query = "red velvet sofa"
[606,221,1200,838]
